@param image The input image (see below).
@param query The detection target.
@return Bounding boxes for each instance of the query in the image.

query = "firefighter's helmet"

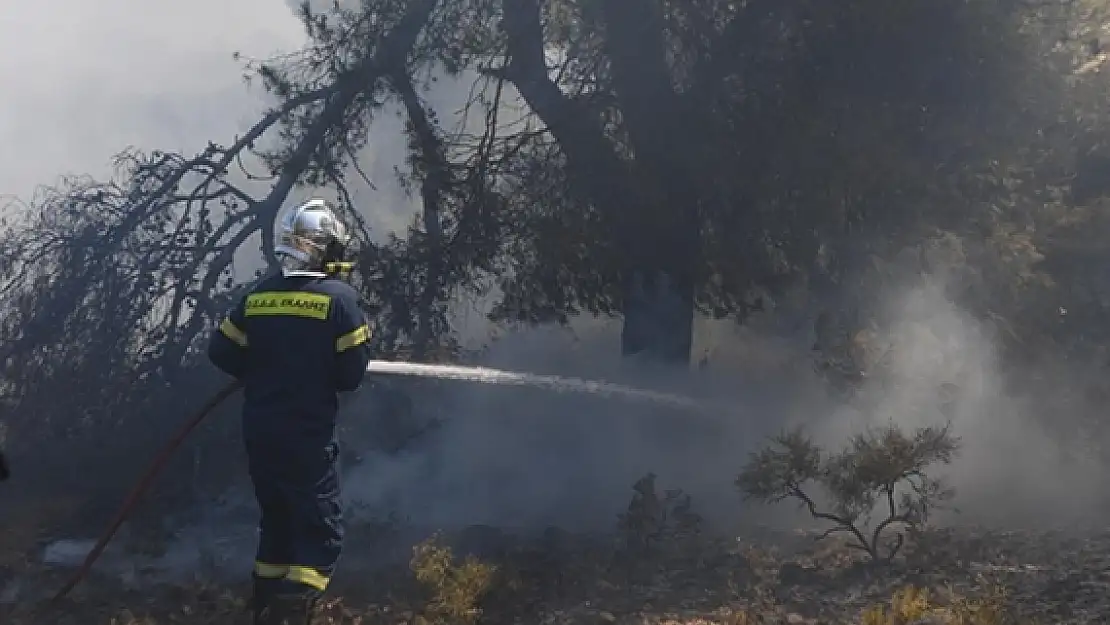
[274,198,350,275]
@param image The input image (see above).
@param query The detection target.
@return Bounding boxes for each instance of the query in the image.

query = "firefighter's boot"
[253,593,317,625]
[252,577,318,625]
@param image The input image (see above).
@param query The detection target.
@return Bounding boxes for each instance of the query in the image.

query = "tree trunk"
[621,269,694,363]
[391,70,448,361]
[501,0,696,365]
[597,0,699,366]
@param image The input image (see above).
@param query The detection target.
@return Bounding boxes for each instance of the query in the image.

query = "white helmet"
[274,198,350,276]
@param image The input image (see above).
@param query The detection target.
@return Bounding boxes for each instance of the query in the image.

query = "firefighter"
[207,198,372,625]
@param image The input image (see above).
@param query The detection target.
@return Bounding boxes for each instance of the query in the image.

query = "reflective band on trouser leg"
[253,561,289,579]
[285,565,330,592]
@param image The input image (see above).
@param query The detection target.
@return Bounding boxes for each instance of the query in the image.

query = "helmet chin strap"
[277,252,353,278]
[277,253,307,271]
[278,252,326,278]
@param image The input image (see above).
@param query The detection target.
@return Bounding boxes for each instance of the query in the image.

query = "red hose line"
[51,380,242,602]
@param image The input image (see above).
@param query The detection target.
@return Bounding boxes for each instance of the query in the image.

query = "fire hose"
[51,380,242,602]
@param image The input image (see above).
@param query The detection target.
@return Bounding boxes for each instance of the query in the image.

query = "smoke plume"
[336,269,1110,537]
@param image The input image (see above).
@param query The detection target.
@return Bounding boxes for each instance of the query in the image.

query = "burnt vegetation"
[3,0,1110,622]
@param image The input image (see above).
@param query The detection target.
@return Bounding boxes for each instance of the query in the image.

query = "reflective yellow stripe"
[286,565,330,591]
[324,261,354,275]
[336,324,369,352]
[253,561,288,578]
[219,319,248,347]
[245,291,332,321]
[254,561,330,591]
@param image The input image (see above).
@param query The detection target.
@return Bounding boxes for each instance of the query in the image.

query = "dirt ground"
[3,414,1109,625]
[3,518,1110,625]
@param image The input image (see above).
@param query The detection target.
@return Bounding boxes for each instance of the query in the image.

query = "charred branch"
[390,68,450,360]
[496,0,632,224]
[252,0,440,267]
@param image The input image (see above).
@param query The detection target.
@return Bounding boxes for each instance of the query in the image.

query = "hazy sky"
[0,0,307,202]
[1,0,523,239]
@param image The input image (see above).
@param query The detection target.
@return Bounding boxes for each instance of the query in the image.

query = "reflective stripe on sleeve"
[336,324,369,352]
[219,319,248,347]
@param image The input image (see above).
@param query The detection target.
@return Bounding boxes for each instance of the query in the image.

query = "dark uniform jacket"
[207,272,371,452]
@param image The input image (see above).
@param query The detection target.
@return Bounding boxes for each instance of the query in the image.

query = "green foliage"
[490,0,1050,332]
[410,533,498,625]
[737,423,960,562]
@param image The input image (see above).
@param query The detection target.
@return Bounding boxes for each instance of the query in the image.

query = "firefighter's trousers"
[246,438,343,603]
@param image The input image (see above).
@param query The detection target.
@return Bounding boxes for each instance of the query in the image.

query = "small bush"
[737,422,959,563]
[410,533,498,625]
[859,584,1019,625]
[617,472,702,554]
[861,586,931,625]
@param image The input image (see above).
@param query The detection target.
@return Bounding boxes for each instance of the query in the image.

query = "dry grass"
[409,533,498,625]
[859,584,1024,625]
[0,535,1051,625]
